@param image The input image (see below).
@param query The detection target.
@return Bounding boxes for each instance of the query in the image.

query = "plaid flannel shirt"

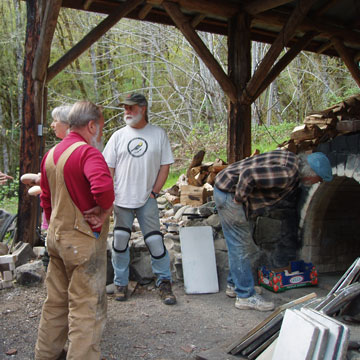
[214,150,300,216]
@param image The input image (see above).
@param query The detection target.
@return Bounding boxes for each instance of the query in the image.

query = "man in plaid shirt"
[214,149,332,311]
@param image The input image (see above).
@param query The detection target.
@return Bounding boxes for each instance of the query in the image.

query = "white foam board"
[179,226,219,294]
[295,310,329,360]
[301,308,349,360]
[272,309,319,360]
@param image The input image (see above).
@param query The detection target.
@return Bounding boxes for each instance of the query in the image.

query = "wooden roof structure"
[18,0,360,245]
[62,0,360,57]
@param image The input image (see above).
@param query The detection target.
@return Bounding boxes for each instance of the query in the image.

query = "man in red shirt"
[35,101,114,360]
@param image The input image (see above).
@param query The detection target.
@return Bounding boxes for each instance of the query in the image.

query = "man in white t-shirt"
[103,93,176,305]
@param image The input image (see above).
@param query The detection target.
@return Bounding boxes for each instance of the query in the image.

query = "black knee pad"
[144,231,166,259]
[113,227,131,253]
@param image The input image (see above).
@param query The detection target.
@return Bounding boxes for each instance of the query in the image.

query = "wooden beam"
[254,31,317,100]
[139,0,163,20]
[313,0,342,16]
[191,13,205,28]
[138,4,153,19]
[316,41,333,54]
[244,0,293,16]
[241,0,316,104]
[175,0,239,18]
[32,0,62,81]
[331,37,360,88]
[83,0,94,10]
[46,0,144,82]
[163,1,237,103]
[255,11,360,49]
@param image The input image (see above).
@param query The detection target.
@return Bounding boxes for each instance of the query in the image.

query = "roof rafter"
[47,0,143,82]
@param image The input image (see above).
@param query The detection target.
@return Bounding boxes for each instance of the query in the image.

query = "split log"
[186,150,205,185]
[336,119,360,133]
[180,185,207,206]
[303,115,337,126]
[165,192,180,205]
[290,124,323,141]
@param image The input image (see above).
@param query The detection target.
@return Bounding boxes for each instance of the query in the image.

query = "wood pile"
[279,94,360,153]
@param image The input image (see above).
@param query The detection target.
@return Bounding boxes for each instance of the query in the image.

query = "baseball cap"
[307,152,333,182]
[119,93,148,106]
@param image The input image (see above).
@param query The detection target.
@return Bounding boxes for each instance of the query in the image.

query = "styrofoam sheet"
[179,226,219,294]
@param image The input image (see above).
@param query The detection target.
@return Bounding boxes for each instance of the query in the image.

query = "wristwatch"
[151,190,159,198]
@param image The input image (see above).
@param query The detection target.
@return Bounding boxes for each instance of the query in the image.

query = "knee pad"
[113,227,131,253]
[144,231,166,259]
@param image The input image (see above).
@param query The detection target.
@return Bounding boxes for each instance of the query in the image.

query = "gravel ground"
[0,274,341,360]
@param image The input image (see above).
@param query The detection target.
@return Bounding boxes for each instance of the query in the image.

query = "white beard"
[91,125,104,151]
[124,113,142,127]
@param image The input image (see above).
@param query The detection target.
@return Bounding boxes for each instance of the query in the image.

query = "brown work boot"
[115,285,128,302]
[158,280,177,305]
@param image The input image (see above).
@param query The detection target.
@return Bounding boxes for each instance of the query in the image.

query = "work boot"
[115,285,128,302]
[226,284,262,298]
[235,294,274,312]
[158,280,176,305]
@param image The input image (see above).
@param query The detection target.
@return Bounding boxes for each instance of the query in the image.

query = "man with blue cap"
[213,149,332,312]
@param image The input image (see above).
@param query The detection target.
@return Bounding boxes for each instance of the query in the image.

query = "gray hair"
[298,153,318,178]
[68,101,102,129]
[51,105,72,124]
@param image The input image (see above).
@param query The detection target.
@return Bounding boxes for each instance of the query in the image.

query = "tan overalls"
[35,142,109,360]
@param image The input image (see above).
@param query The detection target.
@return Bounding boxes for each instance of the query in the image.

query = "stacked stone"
[0,254,17,289]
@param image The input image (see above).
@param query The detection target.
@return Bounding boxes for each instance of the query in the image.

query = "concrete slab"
[179,226,219,294]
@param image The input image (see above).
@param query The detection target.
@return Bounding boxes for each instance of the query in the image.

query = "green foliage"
[0,170,19,201]
[172,121,227,169]
[164,168,184,190]
[0,170,19,214]
[166,122,297,188]
[0,196,18,215]
[252,122,297,153]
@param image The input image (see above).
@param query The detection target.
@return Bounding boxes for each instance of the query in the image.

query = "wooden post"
[17,0,44,246]
[17,0,58,245]
[227,12,251,163]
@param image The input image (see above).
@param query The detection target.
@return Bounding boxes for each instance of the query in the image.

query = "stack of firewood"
[280,93,360,153]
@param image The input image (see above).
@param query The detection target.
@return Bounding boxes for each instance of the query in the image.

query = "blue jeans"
[214,186,258,298]
[112,197,171,287]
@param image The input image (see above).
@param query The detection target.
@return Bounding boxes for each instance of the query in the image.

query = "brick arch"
[298,133,360,273]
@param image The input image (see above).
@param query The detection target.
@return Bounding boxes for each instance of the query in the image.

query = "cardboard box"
[258,260,318,293]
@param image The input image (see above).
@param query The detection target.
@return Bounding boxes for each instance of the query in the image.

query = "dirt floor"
[0,273,343,360]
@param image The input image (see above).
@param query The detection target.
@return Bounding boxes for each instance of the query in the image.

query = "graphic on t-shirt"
[127,137,148,157]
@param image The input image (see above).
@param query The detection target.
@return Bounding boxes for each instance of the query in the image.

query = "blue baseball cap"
[307,152,333,182]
